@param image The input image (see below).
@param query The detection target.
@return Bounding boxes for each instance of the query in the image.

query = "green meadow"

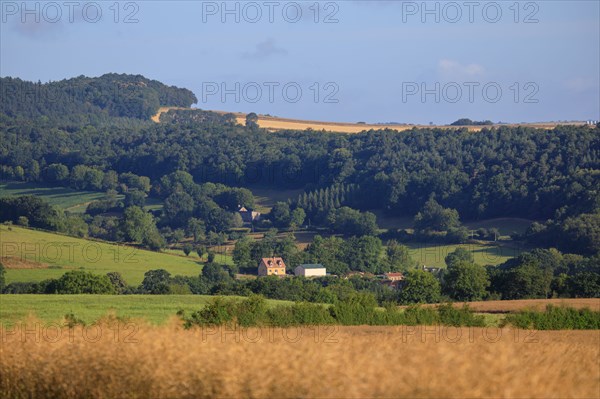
[0,181,111,213]
[248,186,304,213]
[0,226,203,285]
[405,242,523,268]
[0,181,164,214]
[0,294,292,325]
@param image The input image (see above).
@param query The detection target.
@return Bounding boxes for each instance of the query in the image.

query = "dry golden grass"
[153,108,588,134]
[233,114,471,133]
[217,111,586,134]
[1,320,598,398]
[1,256,49,269]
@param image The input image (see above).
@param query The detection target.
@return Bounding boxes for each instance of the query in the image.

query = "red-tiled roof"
[261,257,286,268]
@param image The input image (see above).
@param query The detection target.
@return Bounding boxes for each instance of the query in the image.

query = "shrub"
[181,296,488,328]
[235,295,268,327]
[567,272,600,298]
[106,272,129,294]
[2,281,40,294]
[185,297,236,327]
[329,301,376,325]
[504,305,600,330]
[55,271,115,294]
[64,313,86,327]
[402,306,440,325]
[140,269,172,294]
[268,302,335,327]
[169,283,192,295]
[436,304,486,327]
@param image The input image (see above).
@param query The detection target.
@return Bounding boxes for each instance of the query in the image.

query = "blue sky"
[1,1,599,124]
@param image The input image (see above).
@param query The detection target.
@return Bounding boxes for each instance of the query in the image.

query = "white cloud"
[438,59,485,79]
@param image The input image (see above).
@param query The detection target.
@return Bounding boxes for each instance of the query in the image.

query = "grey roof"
[299,264,325,269]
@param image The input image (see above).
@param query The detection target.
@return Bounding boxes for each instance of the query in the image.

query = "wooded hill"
[0,74,197,121]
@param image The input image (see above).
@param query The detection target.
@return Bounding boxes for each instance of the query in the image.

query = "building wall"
[259,265,285,276]
[304,268,326,277]
[268,267,285,276]
[295,267,326,276]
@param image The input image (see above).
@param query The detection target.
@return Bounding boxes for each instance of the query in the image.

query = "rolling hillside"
[0,225,203,285]
[0,181,163,213]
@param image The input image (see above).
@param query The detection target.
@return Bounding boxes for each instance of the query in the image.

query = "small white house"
[294,264,326,277]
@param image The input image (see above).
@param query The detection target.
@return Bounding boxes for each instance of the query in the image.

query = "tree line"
[3,246,598,303]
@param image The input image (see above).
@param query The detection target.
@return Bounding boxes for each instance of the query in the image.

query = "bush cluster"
[180,295,486,328]
[503,305,600,330]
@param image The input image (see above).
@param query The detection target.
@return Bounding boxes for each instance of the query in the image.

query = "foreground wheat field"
[1,323,598,399]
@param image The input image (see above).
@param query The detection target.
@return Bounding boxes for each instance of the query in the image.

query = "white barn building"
[294,264,326,277]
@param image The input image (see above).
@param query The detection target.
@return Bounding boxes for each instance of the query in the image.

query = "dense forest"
[0,74,197,121]
[0,74,599,300]
[1,107,598,222]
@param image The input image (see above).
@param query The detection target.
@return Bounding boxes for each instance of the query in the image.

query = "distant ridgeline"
[0,74,197,120]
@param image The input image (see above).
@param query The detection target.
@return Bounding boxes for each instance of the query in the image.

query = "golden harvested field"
[215,110,586,134]
[1,322,598,398]
[229,112,477,133]
[153,108,588,134]
[402,298,600,313]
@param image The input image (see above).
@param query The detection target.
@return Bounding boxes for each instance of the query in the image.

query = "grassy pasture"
[371,209,533,236]
[248,186,304,213]
[0,181,164,213]
[464,217,534,236]
[405,242,521,267]
[0,294,291,326]
[0,226,203,285]
[0,181,111,213]
[238,230,519,266]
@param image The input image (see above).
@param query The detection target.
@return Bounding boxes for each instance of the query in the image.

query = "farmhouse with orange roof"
[258,257,286,277]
